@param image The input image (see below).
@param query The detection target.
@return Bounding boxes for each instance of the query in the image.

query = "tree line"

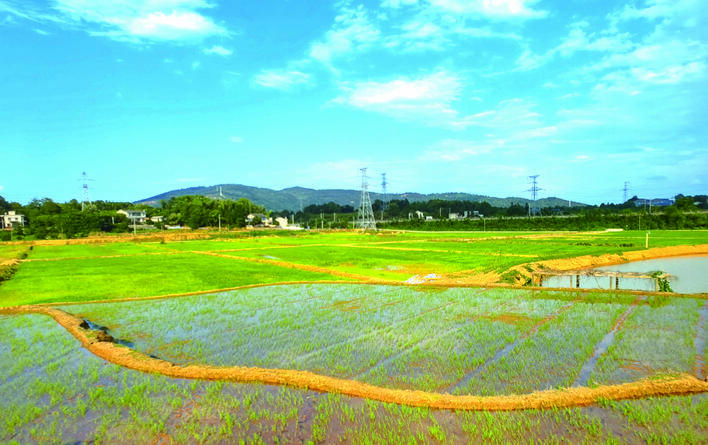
[1,193,706,240]
[0,195,265,240]
[272,194,707,230]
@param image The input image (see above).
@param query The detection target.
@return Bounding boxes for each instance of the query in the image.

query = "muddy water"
[596,256,708,294]
[541,274,656,292]
[541,255,708,293]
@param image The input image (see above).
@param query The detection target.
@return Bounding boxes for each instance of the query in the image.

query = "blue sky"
[1,0,706,205]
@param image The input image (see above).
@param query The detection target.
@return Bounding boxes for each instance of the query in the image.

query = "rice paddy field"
[0,230,707,443]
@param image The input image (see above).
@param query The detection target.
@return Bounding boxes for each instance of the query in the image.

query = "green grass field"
[2,230,706,307]
[0,230,706,443]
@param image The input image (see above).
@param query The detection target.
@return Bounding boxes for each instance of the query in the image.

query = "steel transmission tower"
[380,173,388,220]
[623,181,630,203]
[80,171,94,211]
[527,175,542,217]
[356,168,377,231]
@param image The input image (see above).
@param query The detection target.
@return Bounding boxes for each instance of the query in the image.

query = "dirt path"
[1,305,705,411]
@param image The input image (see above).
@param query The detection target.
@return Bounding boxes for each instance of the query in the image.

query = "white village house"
[246,213,273,227]
[1,211,26,230]
[117,209,147,224]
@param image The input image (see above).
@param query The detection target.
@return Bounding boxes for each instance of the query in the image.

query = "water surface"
[541,255,708,293]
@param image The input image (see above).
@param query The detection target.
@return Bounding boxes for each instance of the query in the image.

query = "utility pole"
[356,168,377,231]
[218,186,224,232]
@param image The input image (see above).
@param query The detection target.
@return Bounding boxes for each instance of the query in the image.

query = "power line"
[356,168,377,231]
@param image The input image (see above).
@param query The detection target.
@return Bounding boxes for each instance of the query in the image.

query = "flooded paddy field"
[1,231,708,443]
[63,285,705,392]
[2,285,707,443]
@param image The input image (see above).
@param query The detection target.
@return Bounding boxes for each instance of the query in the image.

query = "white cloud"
[229,136,243,143]
[611,0,706,28]
[191,60,201,70]
[381,0,419,8]
[334,71,462,124]
[454,98,542,129]
[7,0,228,43]
[420,139,494,161]
[382,0,547,19]
[427,0,547,20]
[591,40,707,93]
[252,69,311,91]
[556,22,634,57]
[308,5,380,64]
[203,45,232,56]
[516,21,635,71]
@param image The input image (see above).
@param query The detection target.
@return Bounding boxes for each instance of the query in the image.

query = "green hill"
[136,184,585,211]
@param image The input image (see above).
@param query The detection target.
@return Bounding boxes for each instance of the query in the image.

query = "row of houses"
[0,210,157,230]
[408,210,484,221]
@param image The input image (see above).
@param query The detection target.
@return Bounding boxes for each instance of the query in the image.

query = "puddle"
[573,297,645,387]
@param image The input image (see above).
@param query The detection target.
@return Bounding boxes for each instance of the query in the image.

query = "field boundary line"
[351,302,508,382]
[694,301,708,380]
[2,279,704,309]
[445,301,578,394]
[334,243,539,258]
[20,251,183,262]
[573,295,646,387]
[1,305,705,411]
[289,300,459,368]
[188,250,385,282]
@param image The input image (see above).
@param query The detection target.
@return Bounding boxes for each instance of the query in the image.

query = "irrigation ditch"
[0,301,706,412]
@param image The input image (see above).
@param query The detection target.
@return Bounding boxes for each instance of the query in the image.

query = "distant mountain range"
[136,184,585,211]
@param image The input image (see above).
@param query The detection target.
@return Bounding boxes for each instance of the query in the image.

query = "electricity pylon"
[356,168,377,231]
